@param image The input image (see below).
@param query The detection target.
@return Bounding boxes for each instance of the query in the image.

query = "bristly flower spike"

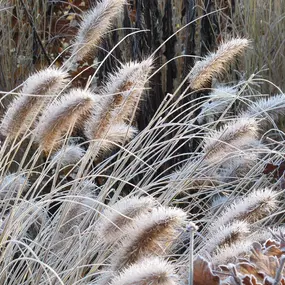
[34,89,95,153]
[101,58,153,122]
[111,206,186,271]
[109,257,178,285]
[209,188,278,231]
[188,38,249,90]
[0,68,68,139]
[203,117,258,162]
[98,196,156,243]
[70,0,126,63]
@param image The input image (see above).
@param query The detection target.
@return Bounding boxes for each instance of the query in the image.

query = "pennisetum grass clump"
[0,1,285,284]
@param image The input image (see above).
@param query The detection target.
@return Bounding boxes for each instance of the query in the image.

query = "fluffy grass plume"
[51,145,86,167]
[197,85,238,124]
[188,38,249,90]
[86,122,138,157]
[98,196,156,243]
[109,257,178,285]
[243,94,285,122]
[57,191,98,236]
[84,59,152,150]
[203,117,258,162]
[204,221,250,255]
[111,207,186,271]
[34,89,95,152]
[101,59,153,122]
[210,239,253,265]
[70,0,126,62]
[210,189,278,231]
[0,68,68,139]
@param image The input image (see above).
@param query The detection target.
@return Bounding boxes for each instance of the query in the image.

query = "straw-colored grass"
[0,1,284,285]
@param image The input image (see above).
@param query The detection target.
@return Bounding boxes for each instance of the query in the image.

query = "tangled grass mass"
[0,0,285,284]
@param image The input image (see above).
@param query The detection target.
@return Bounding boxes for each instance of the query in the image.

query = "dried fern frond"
[111,206,186,271]
[70,0,126,62]
[210,189,278,231]
[188,38,249,90]
[1,68,68,139]
[109,257,178,285]
[203,117,258,162]
[35,89,95,152]
[101,59,153,122]
[98,196,156,243]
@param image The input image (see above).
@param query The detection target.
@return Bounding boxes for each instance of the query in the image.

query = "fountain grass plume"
[111,206,186,271]
[0,68,68,139]
[197,85,238,124]
[109,257,178,285]
[0,173,29,201]
[209,188,278,231]
[243,93,285,123]
[188,38,249,90]
[70,0,126,63]
[101,59,154,122]
[51,145,86,167]
[98,196,156,243]
[203,117,259,162]
[204,220,250,255]
[34,88,95,152]
[86,122,138,158]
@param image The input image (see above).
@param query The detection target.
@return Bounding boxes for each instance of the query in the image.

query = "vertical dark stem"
[200,0,218,56]
[162,0,177,93]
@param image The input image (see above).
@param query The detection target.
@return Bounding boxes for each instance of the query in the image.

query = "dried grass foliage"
[0,1,284,285]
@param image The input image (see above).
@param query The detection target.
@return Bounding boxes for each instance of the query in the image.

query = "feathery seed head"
[189,38,249,90]
[203,117,258,162]
[58,190,98,236]
[112,206,187,271]
[197,85,238,124]
[0,68,69,138]
[243,94,285,122]
[3,201,48,239]
[210,188,278,230]
[34,88,95,152]
[87,123,138,157]
[70,0,126,62]
[205,221,250,255]
[102,58,153,122]
[98,196,156,243]
[51,145,86,167]
[22,68,69,96]
[110,257,178,285]
[211,239,253,265]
